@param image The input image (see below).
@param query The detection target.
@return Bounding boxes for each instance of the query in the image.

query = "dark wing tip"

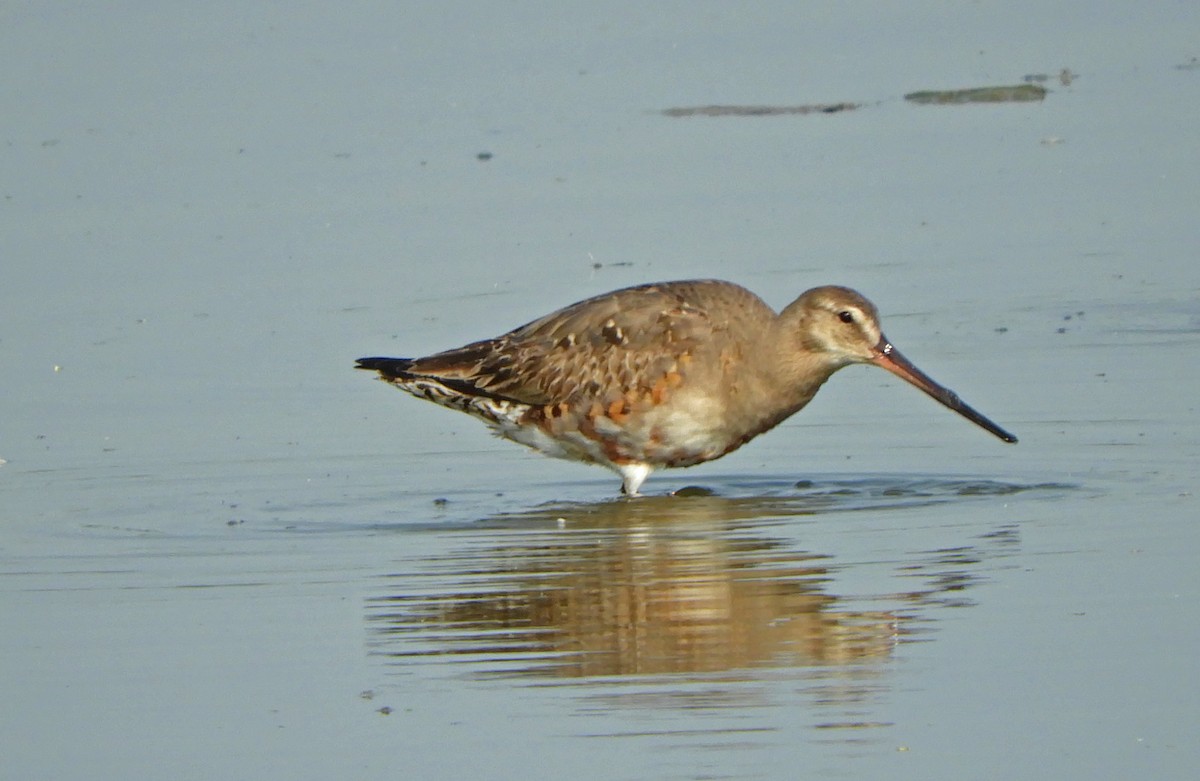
[355,356,415,378]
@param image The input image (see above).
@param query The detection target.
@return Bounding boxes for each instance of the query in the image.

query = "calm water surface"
[3,2,1199,780]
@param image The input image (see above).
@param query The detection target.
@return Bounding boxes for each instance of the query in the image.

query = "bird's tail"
[355,356,416,380]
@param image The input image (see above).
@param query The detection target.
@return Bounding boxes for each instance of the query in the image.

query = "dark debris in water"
[662,102,861,117]
[904,84,1047,105]
[1023,68,1077,86]
[671,485,718,497]
[662,74,1064,120]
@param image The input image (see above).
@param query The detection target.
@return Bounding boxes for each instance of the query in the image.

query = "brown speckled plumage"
[357,279,1015,495]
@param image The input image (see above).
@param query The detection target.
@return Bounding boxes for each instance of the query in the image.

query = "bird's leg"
[618,463,652,496]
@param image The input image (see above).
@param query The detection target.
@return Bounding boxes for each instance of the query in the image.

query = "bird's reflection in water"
[367,479,1047,683]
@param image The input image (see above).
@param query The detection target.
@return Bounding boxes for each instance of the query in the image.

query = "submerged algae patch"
[904,84,1048,105]
[662,102,861,117]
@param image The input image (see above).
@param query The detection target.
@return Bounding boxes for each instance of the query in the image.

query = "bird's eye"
[838,310,855,324]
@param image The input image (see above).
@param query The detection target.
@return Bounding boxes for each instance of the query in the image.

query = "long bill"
[871,338,1018,444]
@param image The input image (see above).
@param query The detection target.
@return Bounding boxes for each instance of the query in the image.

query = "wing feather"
[404,282,738,406]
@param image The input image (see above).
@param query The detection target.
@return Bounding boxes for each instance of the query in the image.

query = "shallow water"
[367,478,1067,681]
[4,2,1200,780]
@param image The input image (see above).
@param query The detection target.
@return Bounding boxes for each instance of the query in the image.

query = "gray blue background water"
[3,3,1198,779]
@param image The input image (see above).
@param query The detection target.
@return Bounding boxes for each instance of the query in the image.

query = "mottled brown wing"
[405,282,725,406]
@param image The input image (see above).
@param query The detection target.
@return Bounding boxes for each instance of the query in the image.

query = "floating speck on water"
[433,497,449,507]
[1027,69,1075,86]
[476,151,493,161]
[995,326,1008,333]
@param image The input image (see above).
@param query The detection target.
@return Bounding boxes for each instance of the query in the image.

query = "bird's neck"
[765,321,849,415]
